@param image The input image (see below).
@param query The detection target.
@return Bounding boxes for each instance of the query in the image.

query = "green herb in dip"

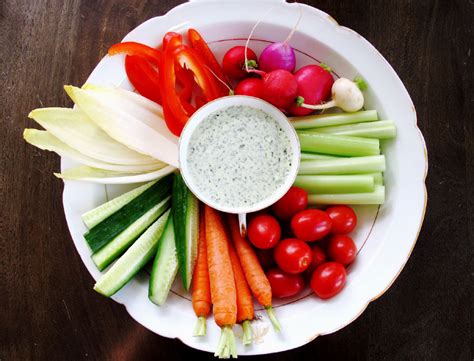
[187,105,293,209]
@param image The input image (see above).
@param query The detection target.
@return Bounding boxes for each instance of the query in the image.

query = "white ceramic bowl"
[61,0,428,355]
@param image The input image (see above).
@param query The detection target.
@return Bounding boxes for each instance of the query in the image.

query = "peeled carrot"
[227,214,281,332]
[191,210,211,337]
[205,206,237,358]
[228,237,254,345]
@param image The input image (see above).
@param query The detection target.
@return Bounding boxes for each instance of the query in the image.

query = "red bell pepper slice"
[162,32,182,51]
[188,28,229,95]
[108,42,161,67]
[124,55,162,104]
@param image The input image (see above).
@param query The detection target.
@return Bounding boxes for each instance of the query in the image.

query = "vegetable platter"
[28,0,427,357]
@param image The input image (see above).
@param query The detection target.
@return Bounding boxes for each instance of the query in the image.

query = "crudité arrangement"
[23,17,396,359]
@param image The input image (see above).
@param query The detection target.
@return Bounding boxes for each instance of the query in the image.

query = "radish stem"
[290,110,378,129]
[294,175,375,194]
[283,3,303,44]
[308,186,385,205]
[298,132,380,157]
[298,155,386,175]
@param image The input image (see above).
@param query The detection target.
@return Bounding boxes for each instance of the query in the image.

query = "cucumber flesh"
[149,214,179,306]
[92,197,170,270]
[84,174,172,252]
[172,173,199,291]
[82,180,157,228]
[93,210,170,297]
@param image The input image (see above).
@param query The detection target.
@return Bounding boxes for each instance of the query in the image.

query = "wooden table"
[2,1,472,360]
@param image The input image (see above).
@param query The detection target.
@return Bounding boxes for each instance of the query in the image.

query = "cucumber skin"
[172,173,199,291]
[149,214,179,306]
[84,175,172,253]
[93,210,170,297]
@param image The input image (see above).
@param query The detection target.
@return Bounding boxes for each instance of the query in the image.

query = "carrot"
[227,237,254,345]
[205,205,237,358]
[227,214,281,332]
[191,209,211,337]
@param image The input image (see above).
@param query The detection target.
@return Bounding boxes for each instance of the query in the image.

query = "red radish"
[262,70,298,109]
[235,78,264,98]
[222,46,258,80]
[289,64,334,116]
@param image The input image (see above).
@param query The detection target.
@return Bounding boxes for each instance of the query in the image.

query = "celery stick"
[300,153,340,161]
[308,186,385,205]
[312,120,397,139]
[290,110,378,129]
[298,132,380,156]
[298,155,385,175]
[294,175,374,194]
[366,172,384,185]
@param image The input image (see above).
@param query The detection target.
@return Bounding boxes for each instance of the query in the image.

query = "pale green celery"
[298,132,380,157]
[308,185,385,205]
[365,172,384,185]
[300,152,340,161]
[290,110,378,129]
[294,175,374,194]
[298,155,386,175]
[311,120,397,139]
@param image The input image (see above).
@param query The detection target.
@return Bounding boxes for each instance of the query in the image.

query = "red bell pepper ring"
[188,28,229,95]
[125,55,162,104]
[162,32,182,51]
[108,42,161,67]
[175,65,195,102]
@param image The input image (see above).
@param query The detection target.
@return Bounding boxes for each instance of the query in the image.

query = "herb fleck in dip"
[187,105,293,209]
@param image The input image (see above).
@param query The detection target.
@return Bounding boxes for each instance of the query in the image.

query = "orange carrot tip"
[241,320,252,345]
[265,306,281,333]
[215,326,237,359]
[193,316,207,337]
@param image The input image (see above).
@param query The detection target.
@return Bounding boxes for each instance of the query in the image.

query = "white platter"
[61,0,428,355]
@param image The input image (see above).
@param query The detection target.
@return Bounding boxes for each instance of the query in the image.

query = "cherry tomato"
[325,205,357,234]
[291,209,332,242]
[327,235,357,265]
[222,46,258,80]
[235,78,264,98]
[305,245,327,276]
[271,186,308,221]
[266,268,305,298]
[310,262,347,299]
[248,215,281,249]
[274,238,313,274]
[256,249,276,270]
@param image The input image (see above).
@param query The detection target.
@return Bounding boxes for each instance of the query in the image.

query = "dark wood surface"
[1,1,472,360]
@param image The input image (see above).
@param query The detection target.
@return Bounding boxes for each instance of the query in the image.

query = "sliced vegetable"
[108,41,161,66]
[314,120,397,139]
[94,210,170,297]
[290,110,378,129]
[125,55,162,104]
[300,153,339,161]
[149,213,179,306]
[92,196,170,270]
[294,175,375,194]
[23,129,162,173]
[298,155,386,175]
[308,185,385,205]
[172,173,199,291]
[67,85,179,167]
[82,180,158,229]
[28,107,160,165]
[55,165,175,184]
[298,132,380,157]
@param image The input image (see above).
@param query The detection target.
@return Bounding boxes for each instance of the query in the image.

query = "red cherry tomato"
[222,46,258,80]
[271,187,308,221]
[327,235,357,265]
[291,209,332,242]
[274,238,313,274]
[255,249,276,270]
[248,215,281,249]
[325,205,357,235]
[305,245,327,276]
[235,78,264,98]
[310,262,347,299]
[266,268,305,298]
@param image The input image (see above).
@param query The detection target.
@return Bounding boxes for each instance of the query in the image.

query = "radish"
[222,46,258,80]
[235,78,264,98]
[289,64,334,116]
[297,78,365,113]
[262,69,298,109]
